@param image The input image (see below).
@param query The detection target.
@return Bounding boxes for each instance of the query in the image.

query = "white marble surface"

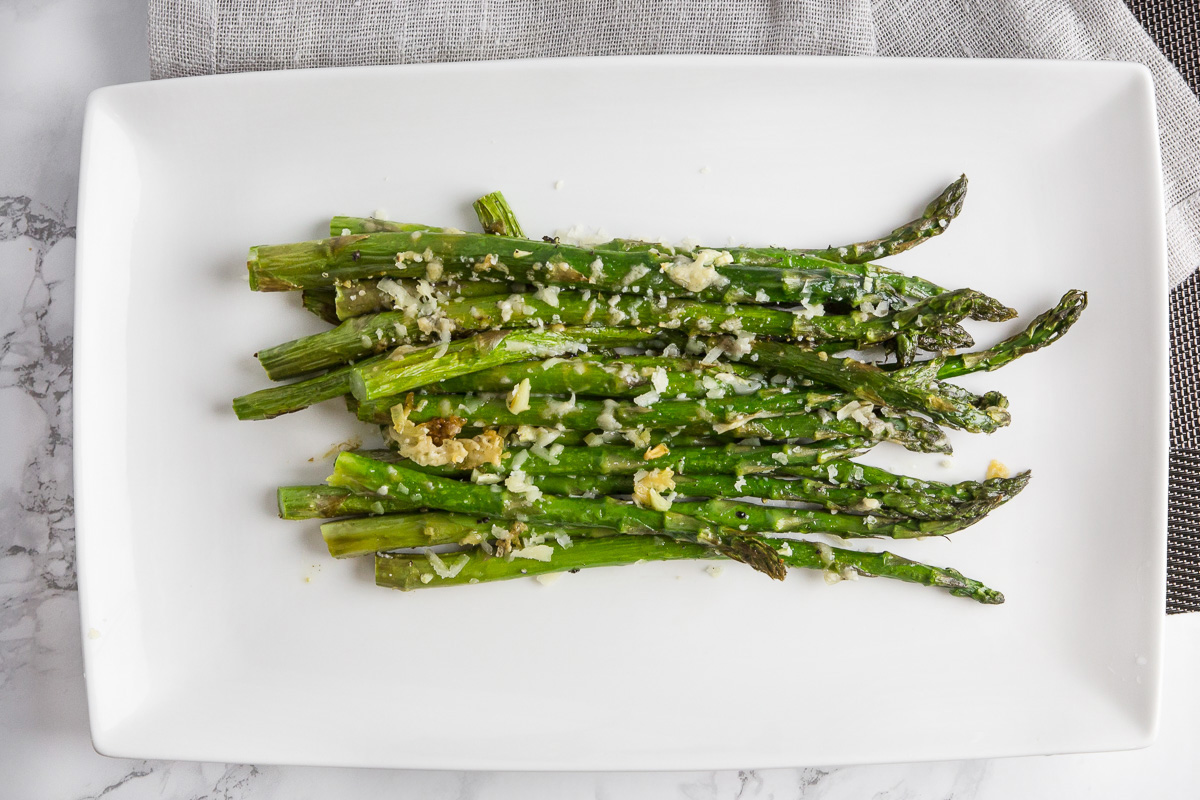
[1,1,1198,796]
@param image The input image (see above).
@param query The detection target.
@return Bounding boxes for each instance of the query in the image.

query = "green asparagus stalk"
[779,460,1031,508]
[246,229,918,307]
[334,279,508,320]
[925,290,1089,379]
[473,191,526,238]
[669,496,990,539]
[893,331,917,366]
[395,389,952,453]
[432,353,777,398]
[301,289,340,324]
[255,286,988,380]
[805,175,969,264]
[277,485,421,519]
[595,235,942,301]
[595,176,967,296]
[349,327,662,402]
[329,452,788,578]
[375,535,1005,604]
[529,472,981,520]
[331,452,988,544]
[234,357,382,420]
[322,512,613,558]
[380,443,1025,518]
[729,339,1011,434]
[329,216,447,236]
[338,175,963,300]
[385,441,867,477]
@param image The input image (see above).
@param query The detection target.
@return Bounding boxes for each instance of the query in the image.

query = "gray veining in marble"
[1,0,1198,797]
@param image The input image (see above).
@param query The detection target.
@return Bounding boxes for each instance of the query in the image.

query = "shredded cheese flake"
[510,544,554,562]
[662,249,732,292]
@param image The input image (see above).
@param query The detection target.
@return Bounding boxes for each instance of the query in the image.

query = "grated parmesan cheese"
[597,398,621,431]
[545,392,577,417]
[633,390,660,407]
[662,249,732,292]
[535,285,562,307]
[510,544,554,562]
[712,409,775,434]
[504,468,543,503]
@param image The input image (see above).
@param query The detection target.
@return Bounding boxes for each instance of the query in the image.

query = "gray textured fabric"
[148,0,1200,289]
[146,0,1200,611]
[1128,0,1200,614]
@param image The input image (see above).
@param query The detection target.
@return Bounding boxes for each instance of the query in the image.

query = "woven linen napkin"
[146,0,1200,610]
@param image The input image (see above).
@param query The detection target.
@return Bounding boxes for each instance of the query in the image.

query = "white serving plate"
[75,56,1167,770]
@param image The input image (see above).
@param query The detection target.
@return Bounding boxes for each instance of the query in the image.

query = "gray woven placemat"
[1126,0,1200,612]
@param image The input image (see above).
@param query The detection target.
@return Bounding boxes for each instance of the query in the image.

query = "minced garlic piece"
[986,459,1010,479]
[388,413,503,468]
[507,378,532,414]
[644,443,670,460]
[632,468,675,511]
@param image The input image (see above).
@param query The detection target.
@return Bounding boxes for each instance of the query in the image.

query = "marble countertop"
[2,1,1197,796]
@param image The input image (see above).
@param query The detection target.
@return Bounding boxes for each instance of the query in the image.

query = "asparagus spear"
[331,452,988,544]
[348,354,786,420]
[778,461,1031,509]
[473,191,526,238]
[668,496,990,539]
[924,290,1088,379]
[277,485,421,519]
[257,285,1000,381]
[322,511,612,558]
[338,175,963,296]
[234,358,383,420]
[529,473,982,520]
[595,176,967,296]
[259,283,998,381]
[375,535,1005,604]
[395,389,952,453]
[433,353,777,398]
[729,339,1012,434]
[329,452,787,578]
[349,327,661,402]
[334,279,507,320]
[329,216,447,236]
[805,175,969,264]
[301,289,340,324]
[385,441,866,477]
[382,443,1026,518]
[246,229,917,307]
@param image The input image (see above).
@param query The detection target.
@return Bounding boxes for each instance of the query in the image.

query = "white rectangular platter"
[75,56,1167,769]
